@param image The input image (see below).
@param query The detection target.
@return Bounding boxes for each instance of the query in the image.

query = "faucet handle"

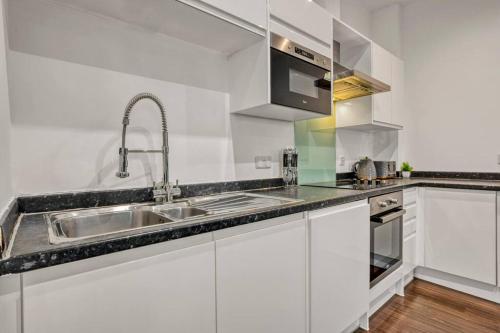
[171,179,182,197]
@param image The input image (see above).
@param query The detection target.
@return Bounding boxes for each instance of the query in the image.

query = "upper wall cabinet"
[198,0,268,30]
[48,0,266,55]
[269,0,332,46]
[229,0,333,122]
[336,41,405,130]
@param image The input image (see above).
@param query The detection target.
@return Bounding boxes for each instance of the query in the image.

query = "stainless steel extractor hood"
[331,41,391,101]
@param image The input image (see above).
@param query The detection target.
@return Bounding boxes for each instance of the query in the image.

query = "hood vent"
[331,41,391,101]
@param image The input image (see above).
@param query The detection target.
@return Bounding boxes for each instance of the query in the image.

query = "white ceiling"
[360,0,413,12]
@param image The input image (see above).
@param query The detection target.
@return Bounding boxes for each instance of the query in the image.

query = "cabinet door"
[215,216,307,333]
[270,0,332,45]
[391,56,405,126]
[310,201,370,333]
[23,240,216,333]
[403,233,417,275]
[498,193,500,287]
[0,274,21,333]
[424,188,496,285]
[372,92,392,124]
[371,43,392,84]
[200,0,267,28]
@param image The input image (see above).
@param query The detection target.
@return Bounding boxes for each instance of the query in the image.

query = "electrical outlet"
[255,156,272,169]
[339,156,345,166]
[497,154,500,165]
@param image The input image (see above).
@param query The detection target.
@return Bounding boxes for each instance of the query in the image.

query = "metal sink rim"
[45,192,303,245]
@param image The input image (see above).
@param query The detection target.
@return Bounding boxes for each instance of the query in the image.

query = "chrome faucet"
[116,93,181,203]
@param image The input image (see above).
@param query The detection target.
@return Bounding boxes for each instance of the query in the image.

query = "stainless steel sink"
[159,207,209,220]
[46,192,301,244]
[47,205,176,244]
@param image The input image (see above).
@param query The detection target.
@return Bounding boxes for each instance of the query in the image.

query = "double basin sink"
[46,193,301,244]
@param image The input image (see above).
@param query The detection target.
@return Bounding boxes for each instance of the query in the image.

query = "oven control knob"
[378,202,388,208]
[388,198,398,205]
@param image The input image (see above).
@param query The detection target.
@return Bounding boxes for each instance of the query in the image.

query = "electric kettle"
[353,157,377,180]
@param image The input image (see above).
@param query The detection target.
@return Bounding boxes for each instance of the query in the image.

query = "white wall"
[371,4,402,57]
[0,0,12,210]
[6,0,293,195]
[402,0,500,171]
[314,0,341,18]
[340,0,372,38]
[336,129,397,173]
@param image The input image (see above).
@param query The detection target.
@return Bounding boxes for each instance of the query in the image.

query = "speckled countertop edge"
[2,177,500,276]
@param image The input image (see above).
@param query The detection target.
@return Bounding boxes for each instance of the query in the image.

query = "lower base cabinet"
[215,214,307,333]
[22,236,217,333]
[309,200,370,333]
[423,188,497,285]
[0,274,21,333]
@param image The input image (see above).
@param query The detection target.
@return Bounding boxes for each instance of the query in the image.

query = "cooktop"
[304,179,399,190]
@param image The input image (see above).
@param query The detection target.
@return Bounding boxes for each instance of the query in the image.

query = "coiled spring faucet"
[116,93,181,203]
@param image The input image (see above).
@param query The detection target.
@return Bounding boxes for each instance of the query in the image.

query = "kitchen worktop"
[2,177,500,276]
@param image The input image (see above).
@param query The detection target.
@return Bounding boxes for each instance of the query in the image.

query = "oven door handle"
[371,209,406,224]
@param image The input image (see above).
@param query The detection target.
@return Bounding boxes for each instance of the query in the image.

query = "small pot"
[402,171,411,178]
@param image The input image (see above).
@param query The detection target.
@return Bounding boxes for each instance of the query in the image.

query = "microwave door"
[270,48,331,115]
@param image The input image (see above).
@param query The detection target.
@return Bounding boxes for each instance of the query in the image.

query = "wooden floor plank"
[356,279,500,333]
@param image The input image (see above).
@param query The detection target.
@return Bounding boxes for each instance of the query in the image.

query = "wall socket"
[497,154,500,165]
[255,156,272,169]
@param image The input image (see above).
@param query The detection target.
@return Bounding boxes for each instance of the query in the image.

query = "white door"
[424,188,496,285]
[372,92,392,124]
[215,215,307,333]
[23,237,216,333]
[309,200,370,333]
[0,274,21,333]
[371,43,392,84]
[391,56,405,126]
[371,43,392,124]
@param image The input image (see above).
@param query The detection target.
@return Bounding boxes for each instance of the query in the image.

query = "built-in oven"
[270,33,331,115]
[369,191,405,288]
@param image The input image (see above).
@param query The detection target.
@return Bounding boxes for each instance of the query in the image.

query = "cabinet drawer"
[403,233,417,273]
[404,203,416,221]
[403,189,417,206]
[403,218,416,238]
[269,0,331,45]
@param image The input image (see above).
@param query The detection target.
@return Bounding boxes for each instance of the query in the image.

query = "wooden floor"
[356,279,500,333]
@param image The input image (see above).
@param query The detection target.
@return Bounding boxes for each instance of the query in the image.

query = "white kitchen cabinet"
[215,214,307,333]
[372,91,392,124]
[336,41,404,130]
[22,235,216,333]
[423,188,497,285]
[498,193,500,288]
[371,43,392,84]
[371,43,392,124]
[402,188,419,277]
[391,56,405,126]
[0,274,21,333]
[198,0,267,29]
[269,0,332,45]
[309,200,370,333]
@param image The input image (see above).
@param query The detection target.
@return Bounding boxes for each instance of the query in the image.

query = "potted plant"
[401,162,414,178]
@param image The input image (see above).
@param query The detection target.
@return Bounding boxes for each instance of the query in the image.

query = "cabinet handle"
[371,209,406,224]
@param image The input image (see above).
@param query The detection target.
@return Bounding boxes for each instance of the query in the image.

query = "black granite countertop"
[2,177,500,276]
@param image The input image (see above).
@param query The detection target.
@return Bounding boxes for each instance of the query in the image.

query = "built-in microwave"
[270,33,332,116]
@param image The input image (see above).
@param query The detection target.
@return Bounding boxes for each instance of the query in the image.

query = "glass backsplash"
[294,113,336,185]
